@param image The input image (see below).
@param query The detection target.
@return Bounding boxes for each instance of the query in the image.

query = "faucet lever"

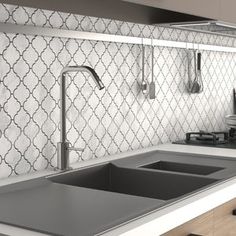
[56,142,84,171]
[67,146,84,152]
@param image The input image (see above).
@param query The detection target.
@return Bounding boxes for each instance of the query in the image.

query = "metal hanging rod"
[0,22,236,53]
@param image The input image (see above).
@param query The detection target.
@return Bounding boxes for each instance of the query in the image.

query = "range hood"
[122,0,236,38]
[164,21,236,38]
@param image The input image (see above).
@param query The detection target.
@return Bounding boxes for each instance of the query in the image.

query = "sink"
[139,161,224,176]
[49,164,217,201]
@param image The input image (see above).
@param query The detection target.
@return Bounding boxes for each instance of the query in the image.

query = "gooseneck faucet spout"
[57,66,104,171]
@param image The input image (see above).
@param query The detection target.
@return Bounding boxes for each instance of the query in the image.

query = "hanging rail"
[0,22,236,53]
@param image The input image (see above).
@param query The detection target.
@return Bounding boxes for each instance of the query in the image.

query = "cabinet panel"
[213,198,236,236]
[163,198,236,236]
[125,0,236,25]
[219,0,236,24]
[123,0,220,20]
[162,211,214,236]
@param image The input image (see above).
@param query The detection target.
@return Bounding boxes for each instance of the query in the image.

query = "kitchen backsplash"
[0,3,235,178]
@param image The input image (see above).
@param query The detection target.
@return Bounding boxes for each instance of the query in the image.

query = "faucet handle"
[67,146,84,153]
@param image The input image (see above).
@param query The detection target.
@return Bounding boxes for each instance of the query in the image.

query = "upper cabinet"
[123,0,220,20]
[219,0,236,23]
[0,0,211,25]
[123,0,236,25]
[2,0,236,29]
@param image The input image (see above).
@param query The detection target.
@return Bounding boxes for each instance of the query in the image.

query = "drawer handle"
[233,209,236,216]
[188,234,203,236]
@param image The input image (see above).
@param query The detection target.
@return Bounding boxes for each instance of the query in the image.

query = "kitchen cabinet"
[123,0,220,20]
[162,210,214,236]
[219,0,236,24]
[163,198,236,236]
[123,0,236,25]
[0,0,156,24]
[0,0,210,25]
[213,198,236,236]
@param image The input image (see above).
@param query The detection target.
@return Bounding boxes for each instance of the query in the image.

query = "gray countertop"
[1,150,236,236]
[0,178,164,236]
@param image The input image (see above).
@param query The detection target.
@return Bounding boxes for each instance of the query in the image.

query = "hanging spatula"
[149,40,156,99]
[197,51,203,93]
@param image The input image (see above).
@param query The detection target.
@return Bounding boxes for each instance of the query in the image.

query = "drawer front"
[213,198,236,236]
[162,211,214,236]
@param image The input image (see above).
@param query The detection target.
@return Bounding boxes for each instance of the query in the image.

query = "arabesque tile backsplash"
[0,3,235,178]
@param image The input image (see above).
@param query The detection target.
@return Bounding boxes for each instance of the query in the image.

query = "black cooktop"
[173,130,236,149]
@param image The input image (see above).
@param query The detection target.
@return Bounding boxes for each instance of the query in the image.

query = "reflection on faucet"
[57,66,105,171]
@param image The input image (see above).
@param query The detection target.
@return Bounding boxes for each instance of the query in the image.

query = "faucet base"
[53,166,73,172]
[57,142,70,170]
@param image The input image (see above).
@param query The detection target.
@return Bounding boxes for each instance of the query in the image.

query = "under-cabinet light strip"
[0,22,236,53]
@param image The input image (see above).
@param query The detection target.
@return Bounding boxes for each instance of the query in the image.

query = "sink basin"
[140,161,224,176]
[49,164,217,201]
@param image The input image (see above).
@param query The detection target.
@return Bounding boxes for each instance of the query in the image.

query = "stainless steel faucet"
[57,66,105,171]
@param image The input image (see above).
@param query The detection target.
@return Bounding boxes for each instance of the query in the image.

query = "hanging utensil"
[186,48,192,93]
[186,46,197,93]
[187,47,203,94]
[141,41,148,94]
[149,39,156,99]
[190,49,201,93]
[186,33,192,93]
[233,88,236,114]
[196,50,203,93]
[225,89,236,128]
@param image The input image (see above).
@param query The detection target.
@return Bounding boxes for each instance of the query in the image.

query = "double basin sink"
[1,150,235,236]
[49,151,234,202]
